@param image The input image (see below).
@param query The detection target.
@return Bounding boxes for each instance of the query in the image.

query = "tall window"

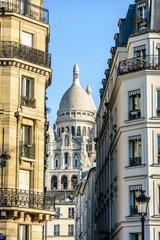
[19,225,30,240]
[137,3,147,20]
[77,126,81,136]
[62,127,64,133]
[129,136,142,166]
[68,208,74,218]
[64,153,68,165]
[74,154,78,168]
[55,208,60,219]
[157,90,160,116]
[21,77,33,98]
[51,176,57,189]
[22,31,33,47]
[72,126,75,136]
[61,175,67,189]
[71,175,78,189]
[68,225,74,236]
[54,225,60,236]
[129,90,141,120]
[129,185,142,215]
[21,125,32,145]
[130,233,141,240]
[55,154,59,168]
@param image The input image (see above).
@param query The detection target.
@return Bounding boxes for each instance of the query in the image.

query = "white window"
[21,125,32,145]
[68,225,74,236]
[54,225,60,236]
[129,136,142,166]
[22,32,33,47]
[130,233,141,240]
[19,225,30,240]
[137,3,147,20]
[129,185,142,215]
[129,90,141,120]
[22,77,33,98]
[68,208,74,218]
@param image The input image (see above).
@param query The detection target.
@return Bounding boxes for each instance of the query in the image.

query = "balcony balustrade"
[0,0,49,24]
[118,55,160,75]
[19,141,35,159]
[21,96,36,108]
[130,157,142,166]
[129,110,141,120]
[0,188,55,210]
[130,205,138,215]
[0,41,51,68]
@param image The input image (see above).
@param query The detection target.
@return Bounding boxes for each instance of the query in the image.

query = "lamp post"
[0,151,11,189]
[136,190,150,240]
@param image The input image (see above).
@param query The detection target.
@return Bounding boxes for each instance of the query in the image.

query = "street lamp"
[136,190,150,240]
[0,151,11,189]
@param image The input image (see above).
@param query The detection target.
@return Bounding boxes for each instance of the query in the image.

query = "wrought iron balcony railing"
[0,188,55,210]
[130,205,138,215]
[129,110,141,120]
[0,0,49,24]
[19,141,35,159]
[130,157,142,166]
[118,55,160,75]
[21,96,36,108]
[0,41,51,68]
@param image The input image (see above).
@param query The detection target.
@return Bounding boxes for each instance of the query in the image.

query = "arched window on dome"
[83,127,86,136]
[66,126,69,133]
[55,154,59,168]
[65,136,69,147]
[61,175,68,189]
[62,127,64,133]
[51,175,57,189]
[71,175,78,189]
[72,126,75,136]
[77,126,81,136]
[74,154,78,168]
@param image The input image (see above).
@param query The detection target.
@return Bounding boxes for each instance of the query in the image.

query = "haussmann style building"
[45,62,97,239]
[0,0,55,239]
[96,0,160,239]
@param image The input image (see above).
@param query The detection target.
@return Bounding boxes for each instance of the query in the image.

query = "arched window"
[55,154,59,168]
[64,153,68,165]
[62,127,64,133]
[83,127,86,136]
[51,176,57,189]
[58,128,60,138]
[65,136,69,146]
[77,126,81,136]
[71,126,75,136]
[66,126,69,133]
[61,175,68,189]
[88,127,90,136]
[74,154,78,168]
[71,175,78,189]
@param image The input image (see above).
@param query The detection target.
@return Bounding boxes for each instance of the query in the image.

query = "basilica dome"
[58,62,96,113]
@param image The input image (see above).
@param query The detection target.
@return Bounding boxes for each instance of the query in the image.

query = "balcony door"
[19,0,30,15]
[19,170,30,207]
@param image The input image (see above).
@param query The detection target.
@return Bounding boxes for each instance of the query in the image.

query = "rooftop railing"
[0,41,51,68]
[118,55,160,75]
[0,0,49,24]
[0,188,55,210]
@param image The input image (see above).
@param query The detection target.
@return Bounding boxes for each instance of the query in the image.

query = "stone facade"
[0,1,54,239]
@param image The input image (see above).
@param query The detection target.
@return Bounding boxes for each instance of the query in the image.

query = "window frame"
[68,224,74,236]
[68,207,74,218]
[129,136,142,166]
[128,90,141,120]
[54,225,60,236]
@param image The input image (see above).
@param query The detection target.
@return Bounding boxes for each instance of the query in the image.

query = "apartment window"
[22,77,33,98]
[129,185,142,215]
[54,225,60,236]
[129,90,141,120]
[68,208,74,218]
[157,90,160,116]
[19,225,30,240]
[68,225,74,236]
[55,208,60,219]
[137,3,147,29]
[158,136,160,163]
[21,125,32,145]
[130,233,141,240]
[129,136,142,166]
[22,31,33,47]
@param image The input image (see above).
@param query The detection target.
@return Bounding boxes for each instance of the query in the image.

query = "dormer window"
[136,3,147,29]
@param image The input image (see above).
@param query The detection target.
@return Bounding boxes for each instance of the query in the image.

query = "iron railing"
[0,0,49,24]
[0,188,55,210]
[130,157,142,166]
[21,96,36,108]
[129,110,141,120]
[0,41,51,68]
[19,141,35,159]
[118,55,160,75]
[130,205,138,215]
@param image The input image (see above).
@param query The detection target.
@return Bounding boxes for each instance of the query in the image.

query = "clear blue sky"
[44,0,134,127]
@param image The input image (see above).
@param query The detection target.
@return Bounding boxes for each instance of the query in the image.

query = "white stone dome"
[58,63,96,113]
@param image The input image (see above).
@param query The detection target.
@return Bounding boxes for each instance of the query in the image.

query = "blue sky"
[44,0,134,127]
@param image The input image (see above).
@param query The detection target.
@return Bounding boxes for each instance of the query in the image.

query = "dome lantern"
[73,60,79,85]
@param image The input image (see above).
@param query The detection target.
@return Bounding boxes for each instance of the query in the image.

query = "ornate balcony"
[0,188,55,210]
[0,0,49,24]
[19,141,35,159]
[130,205,138,215]
[21,96,36,108]
[0,41,51,68]
[118,55,160,75]
[129,110,141,120]
[130,157,142,166]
